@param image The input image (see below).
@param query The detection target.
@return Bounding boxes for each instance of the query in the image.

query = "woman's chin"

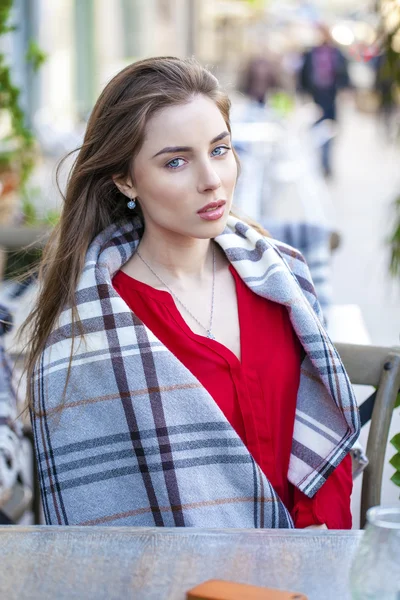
[193,218,229,239]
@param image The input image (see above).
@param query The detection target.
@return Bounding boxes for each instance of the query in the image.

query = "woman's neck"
[135,228,214,285]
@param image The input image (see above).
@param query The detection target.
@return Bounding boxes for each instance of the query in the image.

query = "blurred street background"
[1,0,400,526]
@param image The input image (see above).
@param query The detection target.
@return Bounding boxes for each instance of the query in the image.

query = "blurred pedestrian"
[22,57,359,530]
[299,24,350,176]
[239,53,281,105]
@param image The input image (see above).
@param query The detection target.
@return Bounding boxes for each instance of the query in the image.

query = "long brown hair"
[22,56,267,408]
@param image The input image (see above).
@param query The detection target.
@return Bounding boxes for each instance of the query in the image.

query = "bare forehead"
[142,96,226,148]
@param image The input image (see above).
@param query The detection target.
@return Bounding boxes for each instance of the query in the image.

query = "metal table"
[0,527,363,599]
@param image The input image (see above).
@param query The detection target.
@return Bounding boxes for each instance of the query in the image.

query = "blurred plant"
[242,0,265,6]
[373,0,400,296]
[269,91,295,118]
[21,189,59,227]
[389,195,400,278]
[4,187,59,279]
[377,2,400,494]
[389,393,400,488]
[388,220,400,495]
[0,0,47,189]
[25,40,47,73]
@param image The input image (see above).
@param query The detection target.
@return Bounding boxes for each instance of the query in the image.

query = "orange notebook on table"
[187,580,308,600]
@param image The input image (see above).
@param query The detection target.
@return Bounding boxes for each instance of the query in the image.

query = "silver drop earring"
[127,196,136,210]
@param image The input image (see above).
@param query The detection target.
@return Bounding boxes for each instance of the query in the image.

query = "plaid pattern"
[31,215,360,527]
[263,220,332,316]
[0,305,23,503]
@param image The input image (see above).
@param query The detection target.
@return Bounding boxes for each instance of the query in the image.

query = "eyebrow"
[152,131,230,158]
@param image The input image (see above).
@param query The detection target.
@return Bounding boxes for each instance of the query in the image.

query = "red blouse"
[113,266,352,529]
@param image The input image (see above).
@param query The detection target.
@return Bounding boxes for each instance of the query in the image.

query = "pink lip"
[197,200,226,221]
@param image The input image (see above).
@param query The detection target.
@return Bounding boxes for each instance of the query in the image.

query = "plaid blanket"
[0,305,23,505]
[31,215,360,527]
[264,220,333,316]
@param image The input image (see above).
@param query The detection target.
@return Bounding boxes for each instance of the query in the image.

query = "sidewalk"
[330,98,400,347]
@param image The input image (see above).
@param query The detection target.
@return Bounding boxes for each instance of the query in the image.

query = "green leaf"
[43,210,60,227]
[25,40,47,72]
[21,197,38,226]
[395,392,400,409]
[391,433,400,452]
[389,196,400,278]
[390,471,400,488]
[389,452,400,470]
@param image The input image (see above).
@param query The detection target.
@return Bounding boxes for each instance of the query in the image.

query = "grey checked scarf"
[31,215,360,527]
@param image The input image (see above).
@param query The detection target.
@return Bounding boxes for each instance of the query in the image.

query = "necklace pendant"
[137,246,216,343]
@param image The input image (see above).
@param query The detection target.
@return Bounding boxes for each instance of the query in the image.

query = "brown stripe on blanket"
[300,367,326,387]
[325,340,344,411]
[277,244,306,263]
[33,382,203,417]
[78,496,275,526]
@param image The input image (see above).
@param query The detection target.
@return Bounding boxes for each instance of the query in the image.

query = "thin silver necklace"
[135,244,216,340]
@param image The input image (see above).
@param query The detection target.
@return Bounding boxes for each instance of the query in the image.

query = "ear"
[112,176,137,199]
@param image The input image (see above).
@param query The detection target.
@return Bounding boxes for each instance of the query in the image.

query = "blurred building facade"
[8,0,379,135]
[9,0,264,132]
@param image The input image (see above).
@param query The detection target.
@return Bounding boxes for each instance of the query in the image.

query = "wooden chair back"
[335,343,400,528]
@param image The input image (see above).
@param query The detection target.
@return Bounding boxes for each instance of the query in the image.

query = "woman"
[24,57,359,528]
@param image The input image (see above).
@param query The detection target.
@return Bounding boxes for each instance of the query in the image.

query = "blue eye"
[166,158,185,169]
[211,145,230,157]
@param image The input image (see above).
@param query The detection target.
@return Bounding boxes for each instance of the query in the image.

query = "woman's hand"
[305,524,328,529]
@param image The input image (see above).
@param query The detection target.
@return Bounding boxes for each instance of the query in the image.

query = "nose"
[197,160,221,194]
